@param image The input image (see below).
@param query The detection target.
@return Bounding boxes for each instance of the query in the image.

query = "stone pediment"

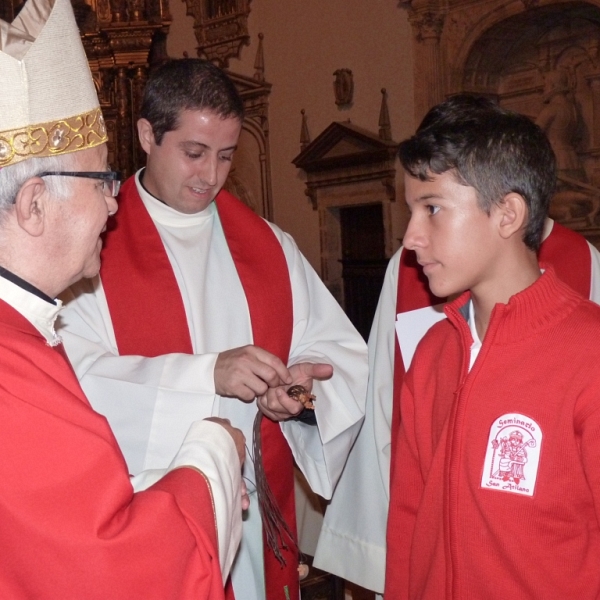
[226,70,272,98]
[292,121,397,173]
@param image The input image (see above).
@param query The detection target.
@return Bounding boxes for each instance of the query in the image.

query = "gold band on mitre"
[0,107,108,168]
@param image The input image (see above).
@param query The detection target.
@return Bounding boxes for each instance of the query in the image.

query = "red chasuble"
[0,300,224,599]
[100,177,299,600]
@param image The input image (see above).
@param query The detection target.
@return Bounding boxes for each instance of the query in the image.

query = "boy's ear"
[13,177,47,237]
[137,118,156,154]
[496,192,528,241]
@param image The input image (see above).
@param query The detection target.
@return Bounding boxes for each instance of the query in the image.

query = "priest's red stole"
[390,248,445,482]
[100,177,299,600]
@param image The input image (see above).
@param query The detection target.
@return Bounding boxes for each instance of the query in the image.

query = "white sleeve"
[588,241,600,304]
[59,277,219,475]
[130,419,242,582]
[313,248,401,594]
[271,226,369,500]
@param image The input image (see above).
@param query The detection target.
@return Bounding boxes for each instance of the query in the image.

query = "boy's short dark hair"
[398,94,556,251]
[140,58,245,145]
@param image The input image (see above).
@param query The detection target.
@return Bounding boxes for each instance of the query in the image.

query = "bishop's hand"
[204,416,250,510]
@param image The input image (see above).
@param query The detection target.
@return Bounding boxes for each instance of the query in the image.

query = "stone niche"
[406,0,600,245]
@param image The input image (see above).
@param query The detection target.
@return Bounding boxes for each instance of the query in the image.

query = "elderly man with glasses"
[0,0,246,597]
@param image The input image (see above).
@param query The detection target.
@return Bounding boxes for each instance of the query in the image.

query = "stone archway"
[405,0,600,242]
[460,3,600,238]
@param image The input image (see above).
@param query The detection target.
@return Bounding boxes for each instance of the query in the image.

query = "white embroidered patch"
[481,413,542,497]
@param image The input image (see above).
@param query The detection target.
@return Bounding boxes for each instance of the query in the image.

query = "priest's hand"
[215,345,292,401]
[257,362,333,422]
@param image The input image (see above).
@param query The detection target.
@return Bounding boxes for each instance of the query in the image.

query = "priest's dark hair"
[398,94,556,251]
[140,58,245,145]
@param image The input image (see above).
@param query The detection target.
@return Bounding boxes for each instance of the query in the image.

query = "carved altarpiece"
[405,0,600,245]
[0,0,272,219]
[1,0,170,177]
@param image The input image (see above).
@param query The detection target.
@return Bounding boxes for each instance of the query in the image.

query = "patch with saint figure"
[481,413,542,497]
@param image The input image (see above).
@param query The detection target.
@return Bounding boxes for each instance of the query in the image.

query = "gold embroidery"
[0,108,108,167]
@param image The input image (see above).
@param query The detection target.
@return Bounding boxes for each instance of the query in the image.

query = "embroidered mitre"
[0,0,107,167]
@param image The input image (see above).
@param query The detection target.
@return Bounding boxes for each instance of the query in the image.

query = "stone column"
[409,10,445,119]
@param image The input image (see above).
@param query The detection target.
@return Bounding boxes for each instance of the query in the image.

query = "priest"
[59,58,368,600]
[0,0,246,597]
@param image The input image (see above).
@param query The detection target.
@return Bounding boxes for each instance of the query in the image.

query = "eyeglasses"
[39,171,121,198]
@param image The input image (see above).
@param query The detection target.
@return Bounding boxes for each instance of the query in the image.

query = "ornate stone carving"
[333,69,354,106]
[409,10,444,42]
[254,33,265,82]
[536,68,585,182]
[182,0,252,67]
[110,0,128,23]
[408,0,600,245]
[407,9,445,112]
[95,0,112,25]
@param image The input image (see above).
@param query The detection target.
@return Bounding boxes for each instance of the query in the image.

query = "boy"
[385,95,600,598]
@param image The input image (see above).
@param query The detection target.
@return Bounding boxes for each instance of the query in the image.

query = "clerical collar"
[0,267,63,346]
[0,266,56,305]
[138,168,153,199]
[135,168,215,228]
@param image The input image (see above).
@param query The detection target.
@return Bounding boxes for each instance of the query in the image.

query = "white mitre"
[0,0,107,167]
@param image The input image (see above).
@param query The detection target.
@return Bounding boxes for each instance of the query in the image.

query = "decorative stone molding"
[293,120,401,329]
[409,10,445,42]
[333,69,354,106]
[182,0,252,67]
[226,62,274,219]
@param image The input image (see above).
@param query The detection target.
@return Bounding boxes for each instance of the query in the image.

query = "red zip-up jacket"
[386,267,600,599]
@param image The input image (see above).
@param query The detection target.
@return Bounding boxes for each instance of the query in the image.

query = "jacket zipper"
[446,303,504,598]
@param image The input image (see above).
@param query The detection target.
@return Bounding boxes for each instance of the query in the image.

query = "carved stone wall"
[405,0,600,244]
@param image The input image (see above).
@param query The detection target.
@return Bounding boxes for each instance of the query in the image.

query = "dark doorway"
[340,204,388,340]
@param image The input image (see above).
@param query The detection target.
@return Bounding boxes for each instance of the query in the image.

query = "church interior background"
[4,0,600,596]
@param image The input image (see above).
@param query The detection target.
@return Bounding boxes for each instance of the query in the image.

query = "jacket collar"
[443,266,583,346]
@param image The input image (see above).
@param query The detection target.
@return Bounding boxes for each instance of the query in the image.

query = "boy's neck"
[471,250,541,340]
